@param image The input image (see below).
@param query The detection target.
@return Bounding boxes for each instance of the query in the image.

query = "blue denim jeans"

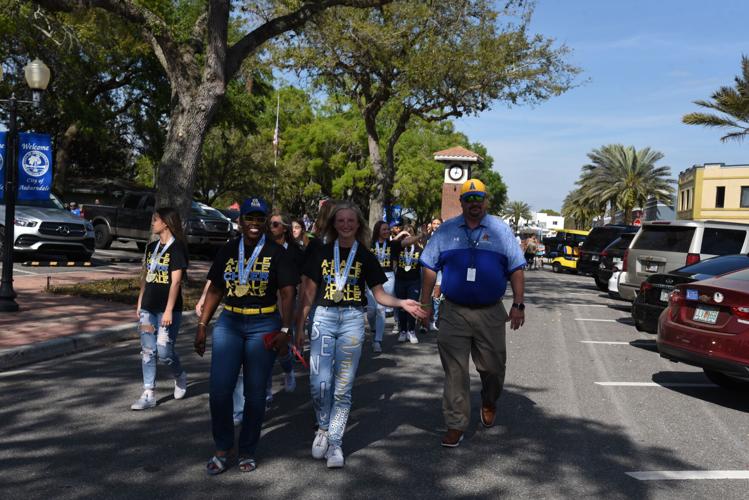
[309,306,365,447]
[395,278,420,332]
[366,271,394,342]
[138,309,184,390]
[209,310,279,455]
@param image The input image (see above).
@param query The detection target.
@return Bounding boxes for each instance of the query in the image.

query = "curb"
[0,311,196,371]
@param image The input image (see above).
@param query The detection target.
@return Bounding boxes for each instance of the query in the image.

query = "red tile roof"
[433,146,483,161]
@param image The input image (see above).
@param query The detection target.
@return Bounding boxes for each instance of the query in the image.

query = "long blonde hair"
[324,201,371,248]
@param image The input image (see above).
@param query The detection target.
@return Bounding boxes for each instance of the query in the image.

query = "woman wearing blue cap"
[194,196,299,475]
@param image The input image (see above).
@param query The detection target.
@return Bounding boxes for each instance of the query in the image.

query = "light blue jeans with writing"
[138,309,184,390]
[366,271,394,342]
[309,306,365,448]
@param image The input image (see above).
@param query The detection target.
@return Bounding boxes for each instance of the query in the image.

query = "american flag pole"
[272,92,280,206]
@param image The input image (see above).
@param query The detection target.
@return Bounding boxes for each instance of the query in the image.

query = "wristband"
[281,327,291,336]
[511,303,525,311]
[198,321,207,327]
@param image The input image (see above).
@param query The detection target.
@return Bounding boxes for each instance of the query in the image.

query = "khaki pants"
[437,299,507,430]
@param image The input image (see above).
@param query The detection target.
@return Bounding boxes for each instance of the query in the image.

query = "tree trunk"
[156,85,222,222]
[365,113,388,229]
[52,122,79,197]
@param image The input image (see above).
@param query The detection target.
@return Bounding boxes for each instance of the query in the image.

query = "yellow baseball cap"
[460,179,487,199]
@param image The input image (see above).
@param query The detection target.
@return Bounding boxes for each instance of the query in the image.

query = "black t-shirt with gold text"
[141,239,189,313]
[393,243,422,281]
[303,242,387,307]
[371,239,398,273]
[207,237,299,308]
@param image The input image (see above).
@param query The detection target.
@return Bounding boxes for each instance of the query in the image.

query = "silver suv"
[0,195,95,260]
[618,220,749,301]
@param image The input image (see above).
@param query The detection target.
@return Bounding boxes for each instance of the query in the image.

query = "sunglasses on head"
[242,214,266,224]
[462,194,485,203]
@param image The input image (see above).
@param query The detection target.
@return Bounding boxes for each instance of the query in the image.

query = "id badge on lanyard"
[464,226,482,283]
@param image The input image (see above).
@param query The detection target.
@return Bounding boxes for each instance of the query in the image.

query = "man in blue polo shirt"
[419,179,526,447]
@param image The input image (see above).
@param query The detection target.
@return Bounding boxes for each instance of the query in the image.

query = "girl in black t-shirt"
[194,197,299,475]
[294,202,427,469]
[132,207,189,411]
[392,225,424,344]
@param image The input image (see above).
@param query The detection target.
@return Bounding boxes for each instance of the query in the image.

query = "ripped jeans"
[138,309,184,390]
[309,306,365,448]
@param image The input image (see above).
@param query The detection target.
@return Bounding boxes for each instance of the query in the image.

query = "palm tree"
[682,55,749,142]
[502,201,532,230]
[561,189,597,229]
[578,144,674,224]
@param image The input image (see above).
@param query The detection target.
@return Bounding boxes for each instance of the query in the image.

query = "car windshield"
[674,254,749,277]
[582,228,622,251]
[632,225,695,252]
[201,205,225,219]
[2,195,65,210]
[604,233,635,252]
[191,201,208,216]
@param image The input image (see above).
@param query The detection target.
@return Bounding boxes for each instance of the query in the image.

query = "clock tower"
[433,146,483,220]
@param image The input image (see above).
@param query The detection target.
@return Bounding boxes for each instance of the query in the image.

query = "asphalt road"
[1,269,748,499]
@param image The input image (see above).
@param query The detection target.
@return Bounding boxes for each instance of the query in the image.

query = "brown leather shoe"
[441,429,464,448]
[480,405,496,428]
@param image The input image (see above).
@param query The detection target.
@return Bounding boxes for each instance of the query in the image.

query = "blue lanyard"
[463,225,484,267]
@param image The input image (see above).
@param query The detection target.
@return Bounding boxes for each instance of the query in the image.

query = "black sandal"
[238,457,257,472]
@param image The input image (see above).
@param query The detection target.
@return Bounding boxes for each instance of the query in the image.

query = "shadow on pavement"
[652,371,749,413]
[0,319,699,500]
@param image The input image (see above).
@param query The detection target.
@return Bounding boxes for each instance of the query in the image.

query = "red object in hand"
[263,331,283,350]
[291,344,309,369]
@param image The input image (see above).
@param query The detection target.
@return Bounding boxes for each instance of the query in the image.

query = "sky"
[454,0,749,212]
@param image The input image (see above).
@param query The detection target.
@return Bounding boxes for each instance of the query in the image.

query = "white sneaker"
[373,341,382,353]
[174,372,187,399]
[312,429,329,459]
[131,390,156,410]
[429,322,439,331]
[233,416,242,427]
[398,332,407,342]
[407,331,419,344]
[325,445,345,468]
[284,370,296,392]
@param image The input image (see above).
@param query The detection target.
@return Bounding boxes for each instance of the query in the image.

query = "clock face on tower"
[448,165,464,181]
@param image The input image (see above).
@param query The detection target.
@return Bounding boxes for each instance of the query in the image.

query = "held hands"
[402,299,429,320]
[507,307,525,330]
[194,324,207,357]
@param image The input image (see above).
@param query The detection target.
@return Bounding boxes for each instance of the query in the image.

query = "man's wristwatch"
[511,303,525,311]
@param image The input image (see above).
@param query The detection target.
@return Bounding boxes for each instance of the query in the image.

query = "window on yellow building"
[716,186,725,208]
[741,187,749,208]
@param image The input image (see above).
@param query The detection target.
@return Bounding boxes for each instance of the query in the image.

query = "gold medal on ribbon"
[404,265,412,272]
[235,283,249,297]
[333,290,344,303]
[145,272,156,283]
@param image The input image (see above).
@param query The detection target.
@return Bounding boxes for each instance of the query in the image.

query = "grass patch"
[48,277,204,311]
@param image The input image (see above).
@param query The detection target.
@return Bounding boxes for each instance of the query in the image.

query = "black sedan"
[632,254,749,333]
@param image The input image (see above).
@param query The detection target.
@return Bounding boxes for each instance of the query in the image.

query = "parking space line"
[580,341,630,345]
[595,382,716,387]
[575,318,617,322]
[626,470,749,480]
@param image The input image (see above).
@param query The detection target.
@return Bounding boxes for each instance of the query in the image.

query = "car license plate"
[659,290,670,302]
[591,255,599,261]
[686,289,699,301]
[645,262,658,272]
[693,306,719,324]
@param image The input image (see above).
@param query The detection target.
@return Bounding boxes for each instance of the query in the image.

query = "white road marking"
[595,382,716,387]
[626,470,749,481]
[580,341,630,345]
[575,318,617,322]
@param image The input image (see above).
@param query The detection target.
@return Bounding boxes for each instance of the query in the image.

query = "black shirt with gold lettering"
[141,239,189,313]
[207,237,299,308]
[303,242,387,307]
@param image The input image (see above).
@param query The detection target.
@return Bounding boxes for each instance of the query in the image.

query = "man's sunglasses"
[461,194,485,203]
[242,215,267,224]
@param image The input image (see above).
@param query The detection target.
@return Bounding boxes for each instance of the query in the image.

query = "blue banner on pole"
[17,132,52,201]
[0,131,6,201]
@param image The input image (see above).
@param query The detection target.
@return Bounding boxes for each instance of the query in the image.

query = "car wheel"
[552,262,562,273]
[94,223,113,249]
[704,369,749,391]
[594,276,609,292]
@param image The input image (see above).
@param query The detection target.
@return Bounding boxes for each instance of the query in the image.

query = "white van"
[618,220,749,301]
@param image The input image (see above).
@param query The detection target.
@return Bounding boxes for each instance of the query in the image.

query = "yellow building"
[677,163,749,223]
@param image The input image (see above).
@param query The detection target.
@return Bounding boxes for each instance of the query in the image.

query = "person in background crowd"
[430,217,443,237]
[392,224,424,344]
[419,179,526,448]
[69,202,81,217]
[194,196,298,475]
[295,202,427,468]
[132,207,189,410]
[292,217,310,249]
[367,220,397,353]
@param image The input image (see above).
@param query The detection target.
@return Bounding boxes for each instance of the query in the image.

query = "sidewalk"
[0,261,209,370]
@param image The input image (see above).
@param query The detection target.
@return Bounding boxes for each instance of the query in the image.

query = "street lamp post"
[0,59,51,312]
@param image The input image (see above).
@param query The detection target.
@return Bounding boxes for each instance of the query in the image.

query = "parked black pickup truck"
[82,191,232,253]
